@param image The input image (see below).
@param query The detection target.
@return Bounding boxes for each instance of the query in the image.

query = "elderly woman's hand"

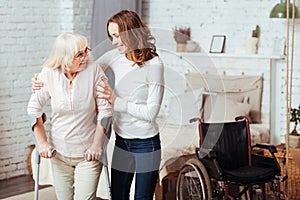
[84,145,103,161]
[38,141,55,159]
[96,76,116,104]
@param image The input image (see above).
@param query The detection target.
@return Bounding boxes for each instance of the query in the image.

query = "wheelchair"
[176,116,288,200]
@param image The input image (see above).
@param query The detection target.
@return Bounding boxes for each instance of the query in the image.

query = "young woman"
[27,32,112,200]
[96,10,164,200]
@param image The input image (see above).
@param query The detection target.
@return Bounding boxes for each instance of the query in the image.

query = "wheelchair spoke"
[181,168,204,199]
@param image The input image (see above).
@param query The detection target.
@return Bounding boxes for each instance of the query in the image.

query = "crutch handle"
[36,149,56,163]
[83,153,88,161]
[83,152,100,161]
[51,149,56,157]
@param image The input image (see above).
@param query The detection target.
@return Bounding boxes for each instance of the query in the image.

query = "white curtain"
[90,0,141,112]
[91,0,141,51]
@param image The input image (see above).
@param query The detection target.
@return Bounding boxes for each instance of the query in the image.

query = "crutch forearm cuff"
[29,113,47,131]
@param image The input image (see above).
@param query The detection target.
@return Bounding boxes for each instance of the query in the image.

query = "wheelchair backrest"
[199,120,251,170]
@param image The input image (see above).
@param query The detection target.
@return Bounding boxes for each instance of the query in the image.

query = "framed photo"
[272,37,286,56]
[209,35,226,53]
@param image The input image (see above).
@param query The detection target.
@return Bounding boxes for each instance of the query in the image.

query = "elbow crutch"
[30,114,56,200]
[101,65,115,200]
[103,158,111,200]
[83,116,112,200]
[101,116,112,200]
[32,143,56,200]
[33,143,40,200]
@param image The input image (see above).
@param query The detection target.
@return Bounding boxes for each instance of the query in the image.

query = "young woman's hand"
[96,76,116,104]
[84,145,102,161]
[31,73,44,91]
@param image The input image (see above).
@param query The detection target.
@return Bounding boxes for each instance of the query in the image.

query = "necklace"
[65,72,78,88]
[65,72,78,81]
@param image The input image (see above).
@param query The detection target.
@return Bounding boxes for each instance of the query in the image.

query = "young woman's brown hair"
[107,10,158,66]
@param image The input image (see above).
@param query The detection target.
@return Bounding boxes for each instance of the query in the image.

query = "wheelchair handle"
[189,117,201,123]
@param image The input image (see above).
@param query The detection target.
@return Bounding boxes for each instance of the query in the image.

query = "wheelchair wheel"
[176,158,212,200]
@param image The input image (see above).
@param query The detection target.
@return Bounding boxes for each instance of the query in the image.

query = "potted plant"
[289,105,300,148]
[173,26,191,52]
[290,105,300,135]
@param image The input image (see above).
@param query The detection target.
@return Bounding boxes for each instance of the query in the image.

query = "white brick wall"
[73,0,93,42]
[0,0,93,180]
[142,0,300,144]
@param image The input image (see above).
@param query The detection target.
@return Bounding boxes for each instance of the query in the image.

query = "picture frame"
[272,37,286,56]
[209,35,226,53]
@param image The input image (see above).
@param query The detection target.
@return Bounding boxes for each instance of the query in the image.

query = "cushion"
[185,73,263,123]
[203,94,252,123]
[158,68,187,118]
[165,89,204,125]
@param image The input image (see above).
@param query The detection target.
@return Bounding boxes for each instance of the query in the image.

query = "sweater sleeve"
[114,60,164,122]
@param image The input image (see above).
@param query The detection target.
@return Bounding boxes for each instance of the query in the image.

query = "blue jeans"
[111,133,161,200]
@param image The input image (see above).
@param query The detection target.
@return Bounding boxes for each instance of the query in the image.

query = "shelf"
[269,18,300,25]
[178,52,285,60]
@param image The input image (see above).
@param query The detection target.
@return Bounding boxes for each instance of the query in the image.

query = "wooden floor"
[0,175,106,200]
[0,175,276,200]
[0,175,50,199]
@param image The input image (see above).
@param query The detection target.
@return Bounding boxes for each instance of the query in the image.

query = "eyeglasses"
[75,47,91,59]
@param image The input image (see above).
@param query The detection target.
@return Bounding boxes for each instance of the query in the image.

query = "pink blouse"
[27,62,112,157]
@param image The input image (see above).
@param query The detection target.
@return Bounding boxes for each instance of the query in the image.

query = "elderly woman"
[27,32,112,200]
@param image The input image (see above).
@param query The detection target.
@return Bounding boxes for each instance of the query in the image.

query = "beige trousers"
[51,152,102,200]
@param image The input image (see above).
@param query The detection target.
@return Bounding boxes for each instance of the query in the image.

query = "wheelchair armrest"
[252,143,281,170]
[252,143,278,154]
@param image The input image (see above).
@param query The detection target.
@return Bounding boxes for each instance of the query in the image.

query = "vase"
[289,134,300,148]
[245,37,258,54]
[176,43,186,52]
[186,40,200,52]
